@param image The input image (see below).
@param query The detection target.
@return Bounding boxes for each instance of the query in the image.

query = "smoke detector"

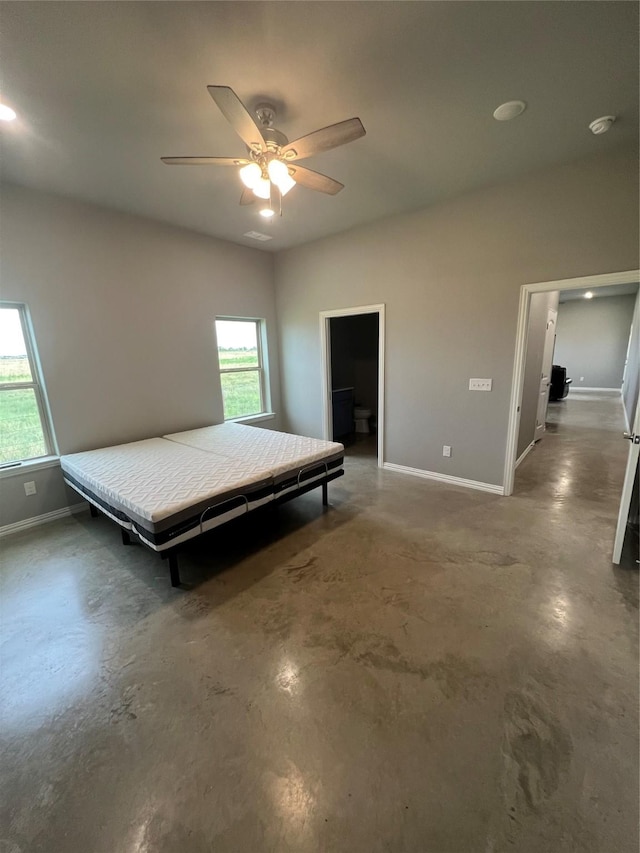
[493,100,527,121]
[589,115,616,135]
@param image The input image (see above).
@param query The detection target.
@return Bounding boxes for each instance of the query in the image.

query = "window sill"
[0,455,60,479]
[228,412,276,426]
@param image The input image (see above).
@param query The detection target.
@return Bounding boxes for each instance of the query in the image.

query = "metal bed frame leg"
[322,481,328,506]
[168,552,181,587]
[89,504,98,518]
[121,529,131,546]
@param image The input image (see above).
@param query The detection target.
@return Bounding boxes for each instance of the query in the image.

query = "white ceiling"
[559,283,639,303]
[1,2,637,252]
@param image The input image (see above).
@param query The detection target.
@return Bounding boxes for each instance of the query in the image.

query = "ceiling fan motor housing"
[255,103,277,127]
[260,127,289,150]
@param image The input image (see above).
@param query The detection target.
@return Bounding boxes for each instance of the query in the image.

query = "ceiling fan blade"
[239,188,256,206]
[288,165,344,195]
[161,156,249,166]
[207,85,266,154]
[281,118,365,161]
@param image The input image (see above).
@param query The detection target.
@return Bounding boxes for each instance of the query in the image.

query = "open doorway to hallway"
[320,304,385,467]
[507,273,639,567]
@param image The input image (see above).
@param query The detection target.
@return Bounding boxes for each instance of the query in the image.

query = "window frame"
[0,301,56,467]
[215,316,270,421]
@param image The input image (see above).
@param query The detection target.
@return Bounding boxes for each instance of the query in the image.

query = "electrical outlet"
[469,378,493,391]
[24,481,37,496]
[443,445,451,457]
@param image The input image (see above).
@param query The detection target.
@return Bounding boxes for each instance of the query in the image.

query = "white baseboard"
[0,502,88,538]
[515,441,535,469]
[572,387,621,393]
[383,462,504,495]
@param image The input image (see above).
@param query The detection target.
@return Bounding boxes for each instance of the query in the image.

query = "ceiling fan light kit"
[239,162,261,188]
[162,85,366,218]
[0,103,17,122]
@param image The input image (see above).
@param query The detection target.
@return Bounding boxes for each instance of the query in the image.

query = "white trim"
[0,455,60,479]
[515,441,535,469]
[0,301,59,458]
[504,269,640,497]
[383,461,504,495]
[231,412,276,425]
[215,315,272,420]
[570,387,622,393]
[319,304,386,468]
[514,270,639,294]
[0,502,88,538]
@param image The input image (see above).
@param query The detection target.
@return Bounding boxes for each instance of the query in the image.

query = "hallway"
[516,389,633,516]
[1,400,638,852]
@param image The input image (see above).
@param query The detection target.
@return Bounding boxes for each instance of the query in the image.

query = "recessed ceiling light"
[584,291,594,299]
[588,115,616,135]
[259,208,275,219]
[0,104,17,122]
[493,100,527,121]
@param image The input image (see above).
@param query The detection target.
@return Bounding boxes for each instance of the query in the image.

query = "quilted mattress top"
[164,422,344,481]
[60,437,273,524]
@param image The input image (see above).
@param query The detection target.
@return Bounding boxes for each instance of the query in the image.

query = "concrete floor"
[1,392,638,853]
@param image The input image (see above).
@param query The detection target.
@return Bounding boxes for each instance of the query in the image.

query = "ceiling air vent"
[243,231,273,242]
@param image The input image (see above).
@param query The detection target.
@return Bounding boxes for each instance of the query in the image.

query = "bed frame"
[87,461,343,587]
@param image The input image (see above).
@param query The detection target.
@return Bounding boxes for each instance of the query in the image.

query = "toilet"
[354,406,372,434]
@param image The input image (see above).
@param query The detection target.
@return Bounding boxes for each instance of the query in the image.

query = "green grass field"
[218,349,263,419]
[0,356,47,463]
[0,349,264,462]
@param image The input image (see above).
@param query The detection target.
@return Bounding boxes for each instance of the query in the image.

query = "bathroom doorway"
[320,304,385,467]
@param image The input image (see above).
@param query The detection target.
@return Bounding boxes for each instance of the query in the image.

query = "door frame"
[534,306,558,443]
[320,304,386,468]
[504,269,640,497]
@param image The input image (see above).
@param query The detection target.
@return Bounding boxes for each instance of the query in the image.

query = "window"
[215,318,269,420]
[0,303,55,465]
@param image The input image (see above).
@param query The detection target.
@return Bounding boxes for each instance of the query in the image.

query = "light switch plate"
[469,378,493,391]
[24,481,37,496]
[443,445,451,457]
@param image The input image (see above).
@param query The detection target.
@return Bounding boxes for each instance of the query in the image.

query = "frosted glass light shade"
[239,162,261,189]
[252,178,271,200]
[278,173,296,196]
[267,159,287,184]
[0,104,17,122]
[268,159,296,196]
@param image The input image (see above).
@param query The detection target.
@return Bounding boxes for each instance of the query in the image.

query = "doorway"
[320,304,385,467]
[504,269,640,564]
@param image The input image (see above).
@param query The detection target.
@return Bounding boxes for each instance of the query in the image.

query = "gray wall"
[0,184,280,527]
[330,313,379,420]
[517,291,559,459]
[622,291,640,427]
[554,293,636,389]
[276,147,639,487]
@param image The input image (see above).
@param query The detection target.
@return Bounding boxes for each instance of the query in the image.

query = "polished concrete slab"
[1,393,637,853]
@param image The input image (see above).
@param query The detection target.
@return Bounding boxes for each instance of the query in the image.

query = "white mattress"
[163,423,344,485]
[60,438,274,550]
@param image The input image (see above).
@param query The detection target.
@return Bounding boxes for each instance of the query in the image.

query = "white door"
[612,404,639,564]
[613,293,640,564]
[535,308,557,441]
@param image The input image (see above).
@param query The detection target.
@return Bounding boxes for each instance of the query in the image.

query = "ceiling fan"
[161,86,366,218]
